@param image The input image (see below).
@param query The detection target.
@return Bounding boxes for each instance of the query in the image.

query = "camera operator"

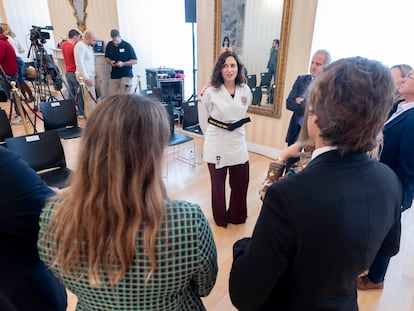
[28,25,63,94]
[0,23,34,103]
[29,25,52,46]
[0,25,24,124]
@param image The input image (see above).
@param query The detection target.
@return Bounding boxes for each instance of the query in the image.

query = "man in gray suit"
[229,57,402,311]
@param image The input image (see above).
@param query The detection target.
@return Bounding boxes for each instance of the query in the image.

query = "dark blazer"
[0,148,67,311]
[229,151,402,311]
[285,74,312,145]
[381,107,414,210]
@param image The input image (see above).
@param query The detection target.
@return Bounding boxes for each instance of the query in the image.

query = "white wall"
[312,0,414,67]
[196,0,215,93]
[2,0,55,61]
[116,0,194,99]
[47,0,119,50]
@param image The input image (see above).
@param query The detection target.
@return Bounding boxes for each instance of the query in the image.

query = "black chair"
[5,130,72,188]
[268,84,276,104]
[259,72,271,93]
[247,74,257,89]
[182,100,202,135]
[163,103,193,146]
[251,87,262,106]
[0,109,13,144]
[162,102,195,167]
[40,99,83,139]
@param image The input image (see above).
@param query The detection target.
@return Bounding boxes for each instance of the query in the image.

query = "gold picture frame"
[69,0,88,33]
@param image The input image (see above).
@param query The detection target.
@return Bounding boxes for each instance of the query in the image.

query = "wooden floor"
[3,101,414,311]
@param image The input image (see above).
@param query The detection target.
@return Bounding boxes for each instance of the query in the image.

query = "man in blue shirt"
[105,29,137,96]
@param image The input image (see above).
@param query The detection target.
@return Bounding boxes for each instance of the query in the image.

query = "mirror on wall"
[214,0,293,118]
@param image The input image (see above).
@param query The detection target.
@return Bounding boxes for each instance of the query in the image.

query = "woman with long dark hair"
[198,51,251,228]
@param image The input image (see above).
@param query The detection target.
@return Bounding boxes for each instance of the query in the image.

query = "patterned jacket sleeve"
[192,207,218,297]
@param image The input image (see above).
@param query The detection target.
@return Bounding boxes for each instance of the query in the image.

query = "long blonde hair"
[42,94,170,285]
[0,23,15,37]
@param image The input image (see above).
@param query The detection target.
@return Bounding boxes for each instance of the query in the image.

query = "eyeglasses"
[404,73,414,80]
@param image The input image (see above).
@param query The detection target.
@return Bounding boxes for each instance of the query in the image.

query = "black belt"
[208,116,251,131]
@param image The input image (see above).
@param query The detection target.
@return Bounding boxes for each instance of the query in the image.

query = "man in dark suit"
[0,147,67,310]
[357,68,414,291]
[229,57,402,311]
[285,49,331,147]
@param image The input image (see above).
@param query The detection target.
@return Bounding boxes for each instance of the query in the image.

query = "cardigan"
[38,199,218,311]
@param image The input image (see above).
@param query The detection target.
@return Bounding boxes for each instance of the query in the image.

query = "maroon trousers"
[207,161,249,227]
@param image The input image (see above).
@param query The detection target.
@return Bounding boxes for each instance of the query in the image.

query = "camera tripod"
[9,81,44,134]
[0,64,43,134]
[27,39,67,109]
[133,74,142,94]
[186,22,197,103]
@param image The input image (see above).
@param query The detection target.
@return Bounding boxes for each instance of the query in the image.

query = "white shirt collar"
[385,100,414,125]
[311,145,338,161]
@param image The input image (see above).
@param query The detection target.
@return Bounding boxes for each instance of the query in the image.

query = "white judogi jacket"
[199,84,251,169]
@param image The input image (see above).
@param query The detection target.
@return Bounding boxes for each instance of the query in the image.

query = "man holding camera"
[105,29,137,96]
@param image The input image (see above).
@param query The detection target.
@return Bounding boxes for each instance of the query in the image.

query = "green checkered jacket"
[38,199,218,311]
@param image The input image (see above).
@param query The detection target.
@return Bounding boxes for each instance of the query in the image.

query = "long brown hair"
[42,94,170,285]
[0,23,15,37]
[210,51,246,88]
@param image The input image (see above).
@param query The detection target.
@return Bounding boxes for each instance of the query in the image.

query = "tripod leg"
[74,86,85,117]
[10,84,29,134]
[80,85,89,117]
[8,97,13,122]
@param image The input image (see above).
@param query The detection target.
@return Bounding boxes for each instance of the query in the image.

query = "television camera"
[27,25,63,91]
[29,25,53,45]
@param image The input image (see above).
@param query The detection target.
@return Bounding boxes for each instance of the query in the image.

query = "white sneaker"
[11,116,29,125]
[11,116,22,125]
